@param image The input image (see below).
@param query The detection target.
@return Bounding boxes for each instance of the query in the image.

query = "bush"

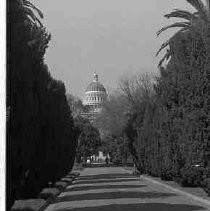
[201,167,210,196]
[11,199,46,211]
[202,178,210,196]
[160,168,174,181]
[179,166,204,187]
[39,188,60,200]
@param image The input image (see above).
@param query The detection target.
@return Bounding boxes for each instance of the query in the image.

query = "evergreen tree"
[7,0,77,208]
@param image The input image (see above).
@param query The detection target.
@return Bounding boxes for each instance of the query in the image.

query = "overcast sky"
[33,0,193,97]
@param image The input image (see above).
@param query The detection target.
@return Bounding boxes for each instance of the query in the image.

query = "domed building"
[82,73,108,120]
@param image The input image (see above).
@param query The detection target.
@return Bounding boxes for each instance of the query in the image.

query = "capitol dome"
[83,73,107,113]
[86,81,106,92]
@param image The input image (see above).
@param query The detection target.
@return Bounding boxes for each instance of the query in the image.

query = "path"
[45,167,210,211]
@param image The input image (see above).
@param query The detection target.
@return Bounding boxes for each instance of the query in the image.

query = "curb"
[141,175,210,208]
[10,171,82,211]
[123,168,210,208]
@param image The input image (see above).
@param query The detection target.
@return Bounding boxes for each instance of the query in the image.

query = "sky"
[33,0,193,98]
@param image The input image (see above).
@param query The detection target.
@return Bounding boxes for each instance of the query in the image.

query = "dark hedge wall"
[7,0,77,208]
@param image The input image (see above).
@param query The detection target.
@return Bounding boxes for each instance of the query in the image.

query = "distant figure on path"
[105,156,109,165]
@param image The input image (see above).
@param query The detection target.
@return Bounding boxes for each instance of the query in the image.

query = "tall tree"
[67,94,84,118]
[157,0,210,66]
[75,117,101,163]
[7,0,77,208]
[95,93,130,164]
[157,0,209,190]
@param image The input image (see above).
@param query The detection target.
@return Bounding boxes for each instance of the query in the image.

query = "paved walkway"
[45,167,210,211]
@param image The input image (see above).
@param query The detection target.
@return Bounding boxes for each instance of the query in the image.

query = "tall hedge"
[121,0,210,193]
[7,0,77,208]
[122,33,208,189]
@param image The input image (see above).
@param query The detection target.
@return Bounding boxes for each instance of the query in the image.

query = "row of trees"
[96,0,209,194]
[67,95,102,164]
[7,0,77,208]
[74,116,101,163]
[154,0,209,189]
[95,94,131,164]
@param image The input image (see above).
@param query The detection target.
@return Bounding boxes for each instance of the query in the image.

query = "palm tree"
[156,0,210,67]
[9,0,43,25]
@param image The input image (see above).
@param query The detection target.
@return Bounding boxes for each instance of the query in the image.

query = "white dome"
[83,73,107,112]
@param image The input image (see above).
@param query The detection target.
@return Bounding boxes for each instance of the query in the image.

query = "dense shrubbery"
[178,166,204,187]
[7,0,77,208]
[74,116,101,163]
[133,1,209,193]
[66,96,102,163]
[155,0,209,192]
[95,94,131,165]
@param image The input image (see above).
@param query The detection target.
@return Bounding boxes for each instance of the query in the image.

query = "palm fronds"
[18,0,43,26]
[186,0,206,13]
[156,0,209,66]
[23,0,43,18]
[186,0,208,20]
[165,9,197,21]
[157,22,191,36]
[158,49,171,68]
[156,40,169,57]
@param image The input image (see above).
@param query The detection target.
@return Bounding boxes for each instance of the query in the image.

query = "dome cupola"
[85,73,106,92]
[83,72,107,112]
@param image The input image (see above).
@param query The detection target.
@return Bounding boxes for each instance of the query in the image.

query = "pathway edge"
[123,169,210,208]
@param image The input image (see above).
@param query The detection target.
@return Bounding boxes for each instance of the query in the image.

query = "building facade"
[82,73,108,121]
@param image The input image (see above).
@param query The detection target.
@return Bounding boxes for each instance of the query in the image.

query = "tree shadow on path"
[73,178,140,185]
[64,184,147,192]
[56,203,207,211]
[79,173,135,180]
[56,191,177,203]
[50,173,207,211]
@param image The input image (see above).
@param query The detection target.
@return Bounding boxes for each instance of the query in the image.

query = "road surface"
[45,167,209,211]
